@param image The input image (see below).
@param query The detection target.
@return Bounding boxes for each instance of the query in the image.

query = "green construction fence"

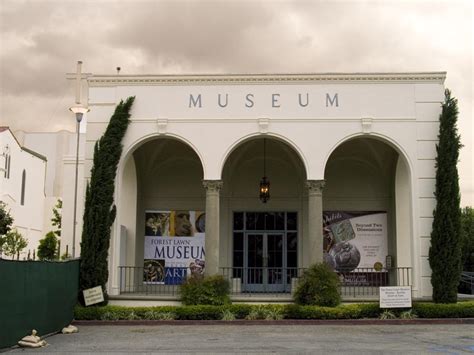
[0,259,80,349]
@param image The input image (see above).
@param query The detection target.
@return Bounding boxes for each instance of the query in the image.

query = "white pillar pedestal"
[203,180,223,276]
[305,180,325,267]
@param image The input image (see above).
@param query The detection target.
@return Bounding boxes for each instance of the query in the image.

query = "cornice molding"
[76,72,446,87]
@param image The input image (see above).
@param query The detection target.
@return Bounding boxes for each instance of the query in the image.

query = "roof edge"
[66,72,447,86]
[1,128,47,161]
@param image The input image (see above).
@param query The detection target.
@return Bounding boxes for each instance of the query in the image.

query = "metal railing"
[337,267,411,297]
[118,265,412,298]
[221,267,305,295]
[118,266,180,296]
[221,266,412,297]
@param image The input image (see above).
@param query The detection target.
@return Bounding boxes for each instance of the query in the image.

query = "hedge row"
[413,301,474,318]
[74,301,474,321]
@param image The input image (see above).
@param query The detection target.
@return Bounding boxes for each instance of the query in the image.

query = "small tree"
[0,203,15,258]
[51,199,62,238]
[460,207,474,272]
[429,89,463,303]
[0,201,14,235]
[79,97,135,305]
[37,231,59,261]
[2,229,28,259]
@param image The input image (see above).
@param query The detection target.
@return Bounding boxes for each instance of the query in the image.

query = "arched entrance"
[323,137,413,282]
[111,137,205,295]
[221,136,307,292]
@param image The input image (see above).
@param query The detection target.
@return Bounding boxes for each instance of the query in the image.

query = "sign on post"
[379,286,412,308]
[83,286,104,306]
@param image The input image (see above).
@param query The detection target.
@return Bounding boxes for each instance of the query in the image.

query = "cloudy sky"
[0,0,472,205]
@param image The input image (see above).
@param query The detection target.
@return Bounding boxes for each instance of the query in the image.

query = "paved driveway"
[5,323,474,354]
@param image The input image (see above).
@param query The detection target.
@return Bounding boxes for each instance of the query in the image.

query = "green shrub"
[335,303,381,319]
[413,301,474,318]
[101,311,120,321]
[180,274,230,306]
[379,310,397,319]
[227,304,253,319]
[37,231,59,260]
[264,307,284,320]
[1,229,27,259]
[293,263,341,307]
[174,305,224,320]
[221,309,236,321]
[245,305,267,320]
[400,310,417,319]
[73,301,474,321]
[144,310,175,320]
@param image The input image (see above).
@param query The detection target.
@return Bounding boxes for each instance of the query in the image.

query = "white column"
[203,180,223,276]
[305,180,325,267]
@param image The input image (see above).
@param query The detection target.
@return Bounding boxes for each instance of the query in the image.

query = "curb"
[72,318,474,326]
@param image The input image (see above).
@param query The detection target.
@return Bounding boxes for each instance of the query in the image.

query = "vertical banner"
[144,211,205,285]
[323,211,388,285]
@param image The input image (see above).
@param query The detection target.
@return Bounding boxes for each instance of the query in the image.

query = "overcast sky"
[0,0,472,205]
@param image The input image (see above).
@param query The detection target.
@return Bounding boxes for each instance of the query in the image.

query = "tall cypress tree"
[429,89,462,303]
[79,97,135,304]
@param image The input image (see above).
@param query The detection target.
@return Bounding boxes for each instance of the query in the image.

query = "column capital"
[306,180,325,194]
[203,180,223,192]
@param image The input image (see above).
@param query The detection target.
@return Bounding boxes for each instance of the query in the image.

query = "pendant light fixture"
[259,138,270,203]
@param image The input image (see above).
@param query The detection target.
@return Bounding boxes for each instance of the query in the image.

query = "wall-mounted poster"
[323,211,388,273]
[144,211,205,285]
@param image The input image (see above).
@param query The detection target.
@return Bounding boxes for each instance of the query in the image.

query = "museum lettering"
[154,245,205,260]
[188,92,339,108]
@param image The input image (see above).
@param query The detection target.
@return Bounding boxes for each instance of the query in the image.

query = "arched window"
[21,169,26,205]
[3,154,7,178]
[7,155,10,179]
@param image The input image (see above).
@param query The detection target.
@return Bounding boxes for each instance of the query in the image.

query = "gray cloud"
[0,0,472,204]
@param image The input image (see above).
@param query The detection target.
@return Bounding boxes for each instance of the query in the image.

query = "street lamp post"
[69,105,89,258]
[69,61,89,258]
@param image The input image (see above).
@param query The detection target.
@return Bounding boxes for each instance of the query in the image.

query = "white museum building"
[0,127,47,253]
[0,127,85,256]
[1,71,445,301]
[68,71,444,301]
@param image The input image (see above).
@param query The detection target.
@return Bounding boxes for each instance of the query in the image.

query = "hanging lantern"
[259,176,270,203]
[259,139,270,203]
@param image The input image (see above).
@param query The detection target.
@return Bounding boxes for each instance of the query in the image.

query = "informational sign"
[83,286,104,306]
[144,210,205,285]
[380,286,412,308]
[323,211,388,271]
[323,211,388,286]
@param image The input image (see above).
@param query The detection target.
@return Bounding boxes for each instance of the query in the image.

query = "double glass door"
[245,232,285,292]
[233,212,298,293]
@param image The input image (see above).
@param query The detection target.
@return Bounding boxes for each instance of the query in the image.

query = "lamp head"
[259,176,270,203]
[69,104,90,123]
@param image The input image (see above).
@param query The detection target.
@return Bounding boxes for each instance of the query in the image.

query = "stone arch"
[109,133,205,295]
[219,132,309,180]
[322,134,415,278]
[323,132,413,178]
[119,133,206,180]
[219,134,309,283]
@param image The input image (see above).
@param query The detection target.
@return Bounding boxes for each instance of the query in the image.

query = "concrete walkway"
[5,323,474,354]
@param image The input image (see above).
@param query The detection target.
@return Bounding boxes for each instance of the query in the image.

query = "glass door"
[244,232,284,292]
[233,212,298,293]
[266,233,284,291]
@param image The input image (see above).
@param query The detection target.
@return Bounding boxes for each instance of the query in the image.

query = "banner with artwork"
[323,211,388,276]
[143,211,205,285]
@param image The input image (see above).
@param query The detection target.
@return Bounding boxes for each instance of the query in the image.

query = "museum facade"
[79,72,444,300]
